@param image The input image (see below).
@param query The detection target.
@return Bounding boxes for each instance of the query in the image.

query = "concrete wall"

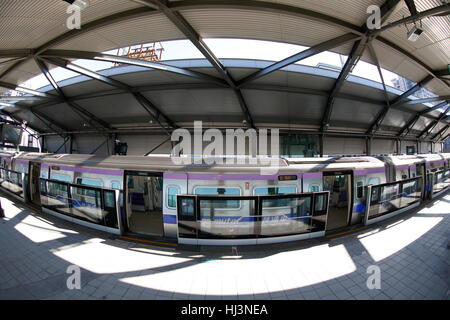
[323,137,366,155]
[42,133,444,156]
[371,139,396,155]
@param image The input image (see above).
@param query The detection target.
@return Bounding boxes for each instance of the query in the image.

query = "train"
[0,151,449,246]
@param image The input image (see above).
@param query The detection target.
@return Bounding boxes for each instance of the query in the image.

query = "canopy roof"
[0,0,449,142]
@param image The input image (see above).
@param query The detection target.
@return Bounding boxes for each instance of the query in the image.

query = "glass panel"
[433,169,450,193]
[3,171,23,196]
[179,197,195,218]
[70,186,103,224]
[103,190,118,228]
[199,198,255,238]
[195,187,240,209]
[254,186,296,195]
[77,178,103,187]
[44,180,71,216]
[50,173,72,183]
[400,179,421,207]
[111,181,121,189]
[260,195,312,236]
[368,177,423,221]
[311,193,328,232]
[177,196,197,238]
[39,179,48,206]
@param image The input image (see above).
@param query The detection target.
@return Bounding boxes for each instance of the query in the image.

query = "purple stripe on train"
[426,160,445,167]
[53,165,123,176]
[303,172,322,179]
[166,172,302,180]
[354,168,385,176]
[188,173,282,180]
[395,164,417,171]
[15,160,29,165]
[164,172,326,180]
[164,173,187,179]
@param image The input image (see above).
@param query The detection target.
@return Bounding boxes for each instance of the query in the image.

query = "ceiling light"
[406,26,423,42]
[63,0,90,10]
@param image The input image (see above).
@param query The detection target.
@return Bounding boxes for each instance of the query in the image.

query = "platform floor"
[0,191,448,300]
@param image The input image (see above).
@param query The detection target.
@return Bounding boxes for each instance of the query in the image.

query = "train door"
[29,162,41,206]
[124,171,164,237]
[323,171,352,231]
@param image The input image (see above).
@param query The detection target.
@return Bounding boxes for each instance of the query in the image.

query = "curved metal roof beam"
[169,0,364,35]
[0,7,158,86]
[373,4,450,34]
[0,80,56,99]
[35,7,157,55]
[2,1,447,93]
[168,0,449,90]
[40,49,228,87]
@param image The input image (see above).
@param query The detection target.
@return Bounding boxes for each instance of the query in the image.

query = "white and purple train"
[0,151,449,245]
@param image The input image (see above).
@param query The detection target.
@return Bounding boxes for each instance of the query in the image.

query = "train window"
[76,178,103,187]
[253,186,296,195]
[309,185,320,192]
[257,186,297,208]
[401,174,408,180]
[111,181,121,189]
[167,186,180,208]
[50,173,72,183]
[368,178,380,185]
[194,187,241,209]
[356,181,364,198]
[195,187,240,196]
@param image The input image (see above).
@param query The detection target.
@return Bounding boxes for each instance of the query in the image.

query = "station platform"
[0,190,448,300]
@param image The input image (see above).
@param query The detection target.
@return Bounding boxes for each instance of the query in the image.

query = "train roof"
[13,153,292,173]
[383,154,447,166]
[11,152,448,174]
[285,156,385,172]
[0,150,17,158]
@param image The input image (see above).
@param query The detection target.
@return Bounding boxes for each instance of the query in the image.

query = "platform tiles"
[0,192,448,300]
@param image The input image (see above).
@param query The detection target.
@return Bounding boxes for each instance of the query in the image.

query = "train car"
[285,156,386,229]
[0,151,448,245]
